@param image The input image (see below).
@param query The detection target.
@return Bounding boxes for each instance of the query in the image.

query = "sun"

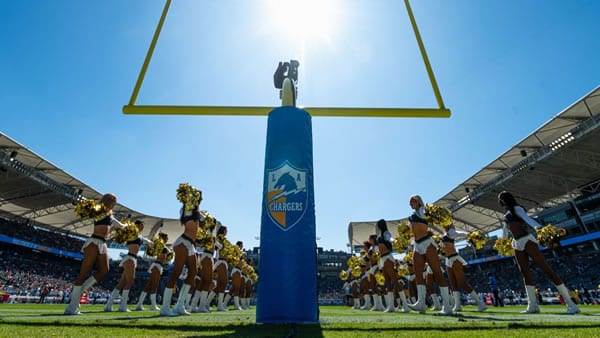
[264,0,339,44]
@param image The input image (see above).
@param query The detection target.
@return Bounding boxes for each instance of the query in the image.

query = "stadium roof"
[0,132,182,240]
[349,85,600,247]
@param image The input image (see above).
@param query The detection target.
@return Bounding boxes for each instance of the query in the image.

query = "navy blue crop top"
[503,210,522,224]
[408,212,428,225]
[442,235,454,243]
[94,215,111,226]
[127,236,142,246]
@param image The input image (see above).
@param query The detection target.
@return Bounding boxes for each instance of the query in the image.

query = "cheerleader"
[424,264,442,311]
[160,204,201,316]
[135,232,170,311]
[241,257,254,309]
[64,193,124,315]
[366,236,385,311]
[214,226,230,312]
[229,256,244,310]
[375,219,410,312]
[359,251,371,310]
[442,224,487,312]
[498,191,580,314]
[406,262,417,303]
[192,219,218,313]
[349,272,361,309]
[105,220,152,312]
[407,195,452,314]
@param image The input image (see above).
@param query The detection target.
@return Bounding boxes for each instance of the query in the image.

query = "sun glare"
[264,0,339,44]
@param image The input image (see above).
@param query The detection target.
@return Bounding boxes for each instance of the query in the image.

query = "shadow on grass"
[0,321,324,337]
[451,313,526,322]
[3,318,600,337]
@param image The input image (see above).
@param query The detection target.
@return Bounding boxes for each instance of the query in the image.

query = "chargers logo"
[266,161,308,231]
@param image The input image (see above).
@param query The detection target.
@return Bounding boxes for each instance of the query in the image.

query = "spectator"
[488,273,503,307]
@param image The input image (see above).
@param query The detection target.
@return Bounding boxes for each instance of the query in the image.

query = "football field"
[1,304,600,337]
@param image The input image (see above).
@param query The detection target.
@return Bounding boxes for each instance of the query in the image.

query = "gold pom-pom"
[176,183,202,211]
[352,266,362,278]
[166,251,174,262]
[397,265,409,277]
[199,211,216,229]
[358,251,368,266]
[347,256,360,269]
[112,220,139,243]
[394,220,413,252]
[467,230,488,250]
[397,221,412,237]
[196,227,215,251]
[74,199,107,221]
[535,224,566,250]
[392,236,411,252]
[403,251,414,265]
[375,271,385,286]
[250,272,258,282]
[371,250,381,264]
[339,270,349,281]
[424,204,453,227]
[145,237,166,257]
[241,262,252,276]
[220,238,243,265]
[493,238,514,256]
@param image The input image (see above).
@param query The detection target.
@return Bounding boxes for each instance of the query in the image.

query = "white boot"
[81,276,97,293]
[196,290,210,313]
[397,292,411,313]
[136,291,147,311]
[439,286,453,315]
[149,293,159,311]
[409,285,427,313]
[119,290,131,312]
[244,297,251,309]
[159,288,176,316]
[174,284,191,315]
[184,292,193,312]
[190,291,202,312]
[430,293,442,311]
[470,290,487,312]
[370,294,378,311]
[206,291,216,311]
[233,296,242,310]
[555,284,580,314]
[384,292,395,313]
[373,294,385,311]
[522,285,540,314]
[64,285,82,315]
[360,294,371,310]
[352,298,360,309]
[452,291,462,312]
[104,289,120,312]
[224,294,232,308]
[217,293,228,311]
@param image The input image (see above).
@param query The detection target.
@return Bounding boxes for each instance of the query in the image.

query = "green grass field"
[1,304,600,337]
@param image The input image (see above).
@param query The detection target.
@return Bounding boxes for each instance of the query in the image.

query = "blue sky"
[1,0,599,252]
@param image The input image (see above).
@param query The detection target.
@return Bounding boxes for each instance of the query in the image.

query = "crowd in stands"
[463,251,600,305]
[0,217,84,253]
[1,243,93,303]
[0,243,156,304]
